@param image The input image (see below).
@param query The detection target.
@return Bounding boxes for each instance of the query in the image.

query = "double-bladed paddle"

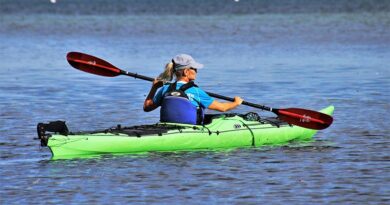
[66,51,333,130]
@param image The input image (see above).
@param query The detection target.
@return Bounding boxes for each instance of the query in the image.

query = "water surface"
[0,0,389,204]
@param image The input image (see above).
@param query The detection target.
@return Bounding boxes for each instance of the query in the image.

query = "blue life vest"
[160,81,204,125]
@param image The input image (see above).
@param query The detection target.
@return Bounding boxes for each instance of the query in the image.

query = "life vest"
[160,81,204,125]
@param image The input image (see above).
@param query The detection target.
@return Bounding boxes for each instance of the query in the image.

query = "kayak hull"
[41,106,334,158]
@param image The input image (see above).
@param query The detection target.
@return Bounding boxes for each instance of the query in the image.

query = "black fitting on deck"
[36,121,69,146]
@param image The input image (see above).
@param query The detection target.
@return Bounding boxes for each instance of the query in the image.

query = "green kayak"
[37,106,334,158]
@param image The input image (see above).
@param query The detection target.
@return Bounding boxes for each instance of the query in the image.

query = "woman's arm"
[143,79,163,112]
[208,96,243,112]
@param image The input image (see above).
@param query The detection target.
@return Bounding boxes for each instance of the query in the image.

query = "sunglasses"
[189,68,198,73]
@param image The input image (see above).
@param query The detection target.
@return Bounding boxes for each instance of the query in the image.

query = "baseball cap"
[172,54,204,71]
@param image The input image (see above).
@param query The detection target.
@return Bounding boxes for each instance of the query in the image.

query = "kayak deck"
[37,106,334,158]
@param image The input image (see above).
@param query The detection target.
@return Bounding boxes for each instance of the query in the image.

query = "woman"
[144,54,243,124]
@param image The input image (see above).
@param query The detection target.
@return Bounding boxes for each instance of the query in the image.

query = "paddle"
[66,51,333,130]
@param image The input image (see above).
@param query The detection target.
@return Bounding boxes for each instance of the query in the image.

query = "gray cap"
[172,54,204,70]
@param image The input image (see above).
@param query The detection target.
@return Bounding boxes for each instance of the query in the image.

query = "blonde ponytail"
[157,62,175,82]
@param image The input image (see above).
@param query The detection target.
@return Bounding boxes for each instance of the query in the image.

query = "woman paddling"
[144,54,243,125]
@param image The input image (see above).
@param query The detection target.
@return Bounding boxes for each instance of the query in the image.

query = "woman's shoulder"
[188,85,207,94]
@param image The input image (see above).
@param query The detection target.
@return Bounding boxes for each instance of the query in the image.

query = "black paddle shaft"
[205,92,272,111]
[120,70,272,111]
[121,70,154,82]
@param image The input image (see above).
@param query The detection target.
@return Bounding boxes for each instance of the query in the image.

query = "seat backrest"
[160,96,198,125]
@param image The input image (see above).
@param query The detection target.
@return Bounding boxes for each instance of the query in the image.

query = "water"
[1,0,389,204]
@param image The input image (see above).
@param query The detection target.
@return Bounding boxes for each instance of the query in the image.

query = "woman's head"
[158,54,203,82]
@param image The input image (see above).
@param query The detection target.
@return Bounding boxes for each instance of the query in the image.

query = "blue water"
[1,0,389,204]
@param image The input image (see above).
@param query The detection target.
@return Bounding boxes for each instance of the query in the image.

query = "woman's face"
[185,68,197,81]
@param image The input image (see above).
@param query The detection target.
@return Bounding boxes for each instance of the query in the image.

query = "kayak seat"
[160,96,198,125]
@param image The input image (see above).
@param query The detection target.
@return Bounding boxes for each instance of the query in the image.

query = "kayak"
[37,105,334,158]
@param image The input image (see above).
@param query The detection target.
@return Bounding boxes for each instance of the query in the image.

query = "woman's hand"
[152,79,164,88]
[234,96,244,105]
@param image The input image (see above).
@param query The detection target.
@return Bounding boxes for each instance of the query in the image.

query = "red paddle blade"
[275,108,333,130]
[66,52,121,77]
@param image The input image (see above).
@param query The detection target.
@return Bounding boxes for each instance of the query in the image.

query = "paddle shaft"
[120,70,272,111]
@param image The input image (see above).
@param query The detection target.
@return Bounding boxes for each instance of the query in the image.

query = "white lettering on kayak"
[88,61,96,65]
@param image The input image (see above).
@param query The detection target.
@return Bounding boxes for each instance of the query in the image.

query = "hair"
[157,62,185,82]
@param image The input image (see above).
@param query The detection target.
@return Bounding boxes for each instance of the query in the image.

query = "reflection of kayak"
[37,106,334,158]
